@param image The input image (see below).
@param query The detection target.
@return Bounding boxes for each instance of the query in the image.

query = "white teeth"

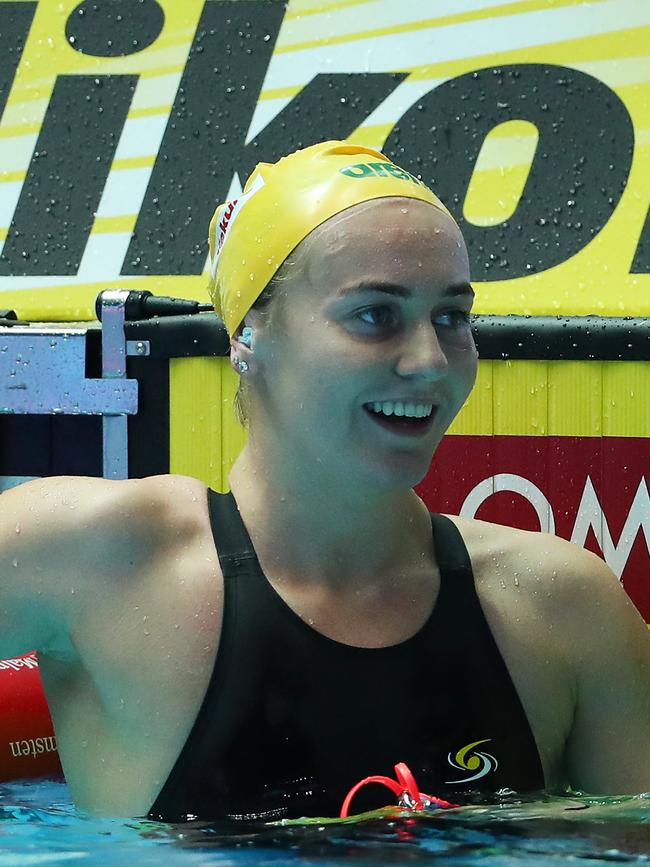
[367,401,434,418]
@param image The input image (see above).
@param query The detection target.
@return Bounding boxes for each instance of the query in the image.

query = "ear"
[229,321,254,374]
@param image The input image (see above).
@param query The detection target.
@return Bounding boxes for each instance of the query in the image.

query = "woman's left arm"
[564,547,650,794]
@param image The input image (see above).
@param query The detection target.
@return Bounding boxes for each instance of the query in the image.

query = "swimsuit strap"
[429,513,475,584]
[208,490,474,592]
[207,489,257,572]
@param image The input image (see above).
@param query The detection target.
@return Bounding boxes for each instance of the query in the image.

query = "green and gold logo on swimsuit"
[446,739,498,784]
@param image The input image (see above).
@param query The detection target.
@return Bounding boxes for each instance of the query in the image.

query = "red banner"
[0,654,61,781]
[418,436,650,621]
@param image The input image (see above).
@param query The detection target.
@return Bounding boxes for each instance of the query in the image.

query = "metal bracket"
[0,328,137,416]
[0,290,140,482]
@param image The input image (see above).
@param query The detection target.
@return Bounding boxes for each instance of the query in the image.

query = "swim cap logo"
[217,199,238,255]
[211,173,266,276]
[445,739,498,784]
[339,161,428,187]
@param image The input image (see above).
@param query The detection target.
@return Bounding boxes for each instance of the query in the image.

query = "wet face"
[247,197,478,491]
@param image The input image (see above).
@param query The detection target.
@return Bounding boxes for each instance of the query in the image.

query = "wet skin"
[239,198,478,497]
[1,201,650,817]
[227,199,478,595]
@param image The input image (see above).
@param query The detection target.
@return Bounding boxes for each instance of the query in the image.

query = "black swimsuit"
[149,490,544,821]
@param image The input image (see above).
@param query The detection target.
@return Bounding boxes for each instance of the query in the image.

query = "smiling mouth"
[363,401,437,436]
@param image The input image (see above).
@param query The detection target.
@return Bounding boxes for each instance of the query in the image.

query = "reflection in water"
[0,780,649,865]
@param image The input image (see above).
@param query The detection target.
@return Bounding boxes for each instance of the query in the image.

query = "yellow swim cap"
[208,140,454,334]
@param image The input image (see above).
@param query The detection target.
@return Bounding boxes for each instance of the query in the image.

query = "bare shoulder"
[3,472,208,552]
[448,513,610,586]
[445,513,641,626]
[0,473,211,659]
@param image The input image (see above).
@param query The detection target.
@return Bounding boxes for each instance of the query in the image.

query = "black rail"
[122,314,650,362]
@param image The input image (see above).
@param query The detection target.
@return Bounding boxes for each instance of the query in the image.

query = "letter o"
[459,473,555,534]
[340,164,374,178]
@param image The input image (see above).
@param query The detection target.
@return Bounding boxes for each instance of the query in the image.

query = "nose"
[394,321,449,381]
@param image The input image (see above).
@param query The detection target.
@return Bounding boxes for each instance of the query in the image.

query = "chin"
[378,435,447,491]
[362,454,435,493]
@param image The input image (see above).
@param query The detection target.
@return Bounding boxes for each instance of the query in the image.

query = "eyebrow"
[335,280,475,300]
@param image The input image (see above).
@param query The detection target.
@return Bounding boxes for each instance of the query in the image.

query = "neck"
[228,437,433,589]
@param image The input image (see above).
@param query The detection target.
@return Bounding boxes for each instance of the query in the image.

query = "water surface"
[1,780,649,866]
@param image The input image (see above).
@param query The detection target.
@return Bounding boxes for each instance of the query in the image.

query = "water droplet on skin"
[11,559,18,568]
[14,524,20,534]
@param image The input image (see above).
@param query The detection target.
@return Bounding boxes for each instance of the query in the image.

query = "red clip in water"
[340,761,458,818]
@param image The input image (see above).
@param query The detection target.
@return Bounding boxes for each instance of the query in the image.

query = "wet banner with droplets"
[0,0,647,318]
[0,1,648,619]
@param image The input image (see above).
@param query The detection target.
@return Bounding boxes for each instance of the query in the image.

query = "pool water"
[1,780,649,866]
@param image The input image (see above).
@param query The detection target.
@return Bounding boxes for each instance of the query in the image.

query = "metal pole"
[99,290,131,480]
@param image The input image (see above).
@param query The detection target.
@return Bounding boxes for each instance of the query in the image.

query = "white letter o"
[459,473,555,534]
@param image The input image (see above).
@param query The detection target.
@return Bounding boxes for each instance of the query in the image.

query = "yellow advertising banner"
[0,0,648,321]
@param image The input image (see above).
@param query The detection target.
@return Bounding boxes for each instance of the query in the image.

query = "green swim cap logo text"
[340,161,427,187]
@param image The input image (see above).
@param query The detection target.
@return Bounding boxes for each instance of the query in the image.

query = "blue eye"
[433,310,472,329]
[356,306,396,328]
